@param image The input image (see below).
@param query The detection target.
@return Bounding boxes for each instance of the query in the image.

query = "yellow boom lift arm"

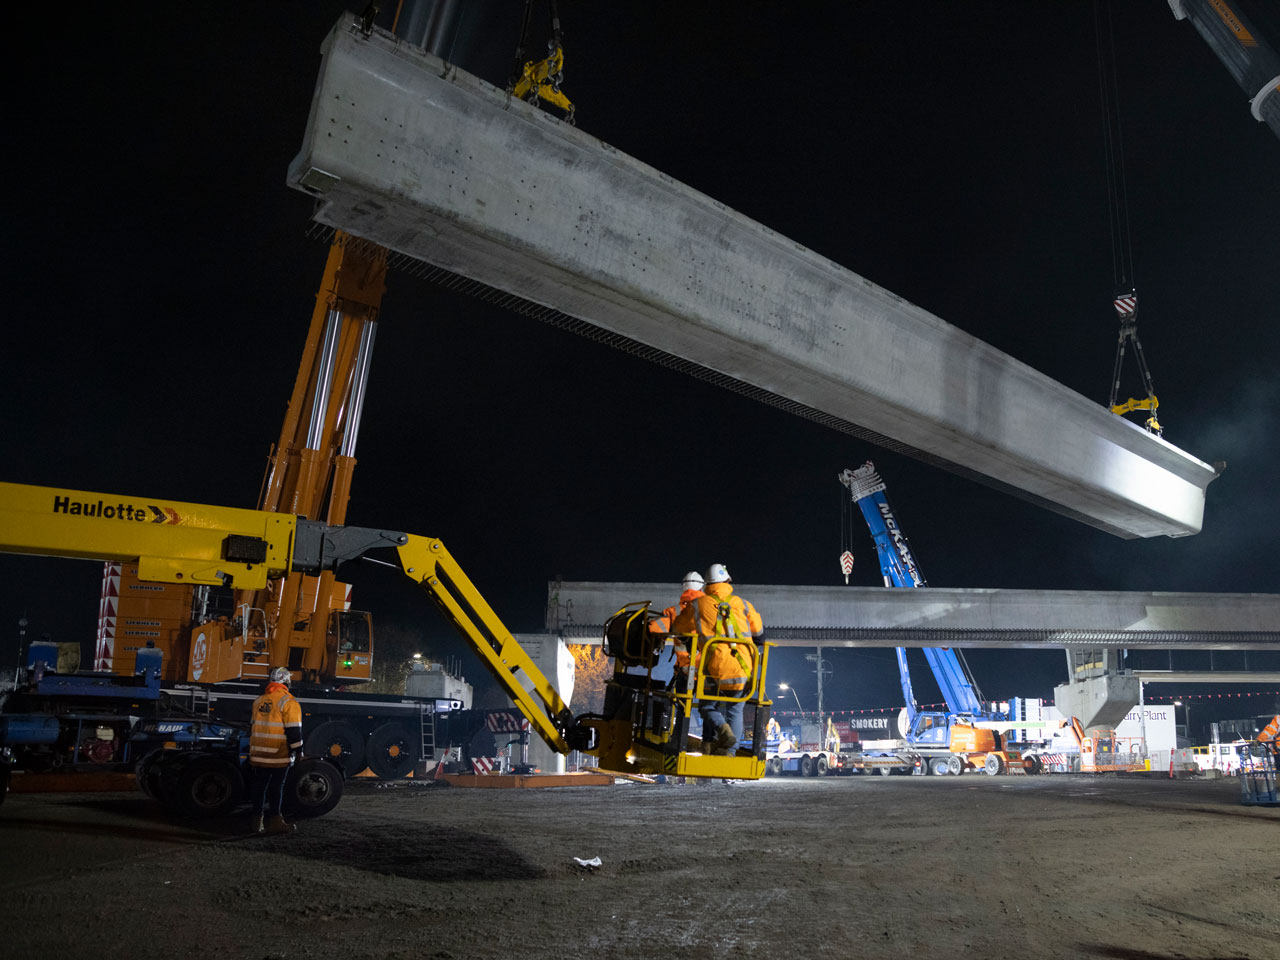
[0,480,770,779]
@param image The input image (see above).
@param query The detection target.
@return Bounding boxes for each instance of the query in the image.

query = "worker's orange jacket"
[1259,714,1280,743]
[249,682,303,768]
[649,588,705,668]
[670,582,763,693]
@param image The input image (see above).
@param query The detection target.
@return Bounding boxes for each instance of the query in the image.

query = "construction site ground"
[2,773,1276,960]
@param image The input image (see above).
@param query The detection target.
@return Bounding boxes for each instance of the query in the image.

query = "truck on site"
[761,716,855,777]
[0,479,775,816]
[838,463,1030,776]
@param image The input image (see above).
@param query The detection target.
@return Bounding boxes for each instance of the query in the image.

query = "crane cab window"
[330,610,371,653]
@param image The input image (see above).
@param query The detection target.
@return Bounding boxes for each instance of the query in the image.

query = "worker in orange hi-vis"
[650,571,707,747]
[1259,714,1280,760]
[670,563,764,755]
[650,570,707,667]
[249,667,304,835]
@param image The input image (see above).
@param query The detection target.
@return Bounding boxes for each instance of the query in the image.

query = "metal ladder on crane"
[419,703,436,764]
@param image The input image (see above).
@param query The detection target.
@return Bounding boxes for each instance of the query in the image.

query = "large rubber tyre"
[1025,755,1043,775]
[154,752,191,810]
[798,755,815,777]
[766,757,783,777]
[984,754,1004,776]
[177,754,244,818]
[930,757,951,777]
[283,758,344,820]
[135,749,167,801]
[304,720,366,777]
[875,766,892,777]
[366,722,417,780]
[947,754,964,776]
[814,755,830,777]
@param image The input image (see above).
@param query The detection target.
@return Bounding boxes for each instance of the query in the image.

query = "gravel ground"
[1,773,1276,960]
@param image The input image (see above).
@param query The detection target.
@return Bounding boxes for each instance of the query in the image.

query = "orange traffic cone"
[1168,751,1175,780]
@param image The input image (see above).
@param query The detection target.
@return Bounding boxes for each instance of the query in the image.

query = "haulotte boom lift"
[838,463,1029,776]
[1,480,773,788]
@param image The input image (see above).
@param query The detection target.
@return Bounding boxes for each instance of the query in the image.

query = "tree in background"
[360,622,429,694]
[568,644,610,714]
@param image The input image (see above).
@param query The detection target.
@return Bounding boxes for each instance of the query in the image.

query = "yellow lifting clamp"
[508,0,575,124]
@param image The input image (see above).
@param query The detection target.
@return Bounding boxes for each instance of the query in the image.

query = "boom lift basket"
[602,602,665,668]
[1240,742,1278,806]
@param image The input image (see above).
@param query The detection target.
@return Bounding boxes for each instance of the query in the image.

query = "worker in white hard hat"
[669,564,764,754]
[649,570,707,662]
[647,571,708,747]
[248,666,304,834]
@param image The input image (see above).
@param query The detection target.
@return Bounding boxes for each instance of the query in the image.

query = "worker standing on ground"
[670,563,763,755]
[249,667,304,834]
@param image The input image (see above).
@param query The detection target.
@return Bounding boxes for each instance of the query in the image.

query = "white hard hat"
[270,667,292,685]
[682,570,705,590]
[705,563,731,584]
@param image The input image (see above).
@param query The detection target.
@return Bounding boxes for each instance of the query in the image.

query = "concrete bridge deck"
[545,582,1280,649]
[287,17,1219,540]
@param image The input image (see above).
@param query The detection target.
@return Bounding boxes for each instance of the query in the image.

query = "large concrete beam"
[545,582,1280,649]
[288,18,1219,538]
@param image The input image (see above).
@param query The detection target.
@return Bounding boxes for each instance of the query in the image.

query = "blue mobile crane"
[838,463,1026,776]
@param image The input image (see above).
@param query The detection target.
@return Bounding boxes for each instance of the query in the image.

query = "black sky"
[3,3,1277,731]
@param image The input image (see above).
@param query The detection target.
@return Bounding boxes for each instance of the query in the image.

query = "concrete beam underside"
[544,582,1280,650]
[288,19,1218,540]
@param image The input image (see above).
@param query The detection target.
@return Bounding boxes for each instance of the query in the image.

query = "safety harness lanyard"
[715,600,753,679]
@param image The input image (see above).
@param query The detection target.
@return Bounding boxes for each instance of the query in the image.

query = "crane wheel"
[283,758,344,820]
[799,755,815,777]
[814,755,830,777]
[367,722,417,780]
[984,754,1004,776]
[304,720,367,778]
[177,754,244,818]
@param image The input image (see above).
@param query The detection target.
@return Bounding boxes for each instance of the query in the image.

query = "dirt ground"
[1,773,1276,960]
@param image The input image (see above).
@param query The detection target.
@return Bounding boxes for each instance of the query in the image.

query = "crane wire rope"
[1094,0,1162,435]
[1093,0,1136,294]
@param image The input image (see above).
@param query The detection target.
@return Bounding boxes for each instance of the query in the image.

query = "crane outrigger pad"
[288,15,1219,539]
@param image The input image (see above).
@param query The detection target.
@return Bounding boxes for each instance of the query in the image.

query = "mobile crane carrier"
[1,479,773,813]
[838,462,1029,776]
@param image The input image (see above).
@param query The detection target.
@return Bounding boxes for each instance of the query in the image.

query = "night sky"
[3,3,1277,733]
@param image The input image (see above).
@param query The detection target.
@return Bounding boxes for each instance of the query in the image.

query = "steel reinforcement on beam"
[289,16,1220,539]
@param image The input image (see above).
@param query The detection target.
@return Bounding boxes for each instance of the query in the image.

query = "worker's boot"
[265,815,296,835]
[714,723,738,753]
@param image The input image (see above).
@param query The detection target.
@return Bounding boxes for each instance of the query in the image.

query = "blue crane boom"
[838,463,987,721]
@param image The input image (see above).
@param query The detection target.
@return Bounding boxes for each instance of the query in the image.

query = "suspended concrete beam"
[544,582,1280,650]
[288,17,1220,539]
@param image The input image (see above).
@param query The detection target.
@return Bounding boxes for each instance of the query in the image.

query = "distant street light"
[778,682,804,713]
[1174,700,1192,743]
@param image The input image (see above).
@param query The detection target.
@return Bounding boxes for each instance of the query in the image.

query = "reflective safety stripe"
[251,687,304,764]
